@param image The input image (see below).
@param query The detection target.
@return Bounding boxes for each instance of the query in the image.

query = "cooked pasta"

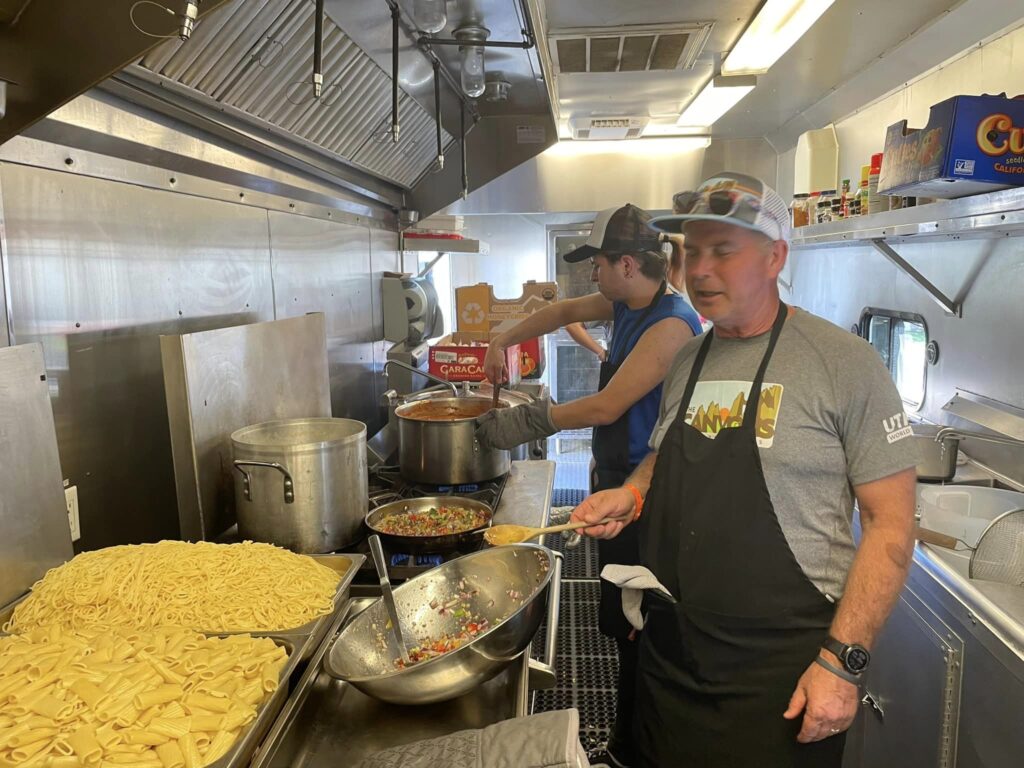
[0,626,287,767]
[4,541,340,634]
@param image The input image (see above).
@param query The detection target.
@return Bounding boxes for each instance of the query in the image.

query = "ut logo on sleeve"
[883,413,913,444]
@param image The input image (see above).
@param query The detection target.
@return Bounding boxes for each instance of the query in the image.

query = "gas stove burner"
[389,552,444,568]
[367,467,509,513]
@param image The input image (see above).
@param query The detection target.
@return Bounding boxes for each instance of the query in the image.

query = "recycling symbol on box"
[461,302,486,325]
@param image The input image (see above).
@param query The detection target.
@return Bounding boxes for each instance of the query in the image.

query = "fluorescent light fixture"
[642,122,713,138]
[722,0,837,75]
[676,75,756,129]
[545,137,711,158]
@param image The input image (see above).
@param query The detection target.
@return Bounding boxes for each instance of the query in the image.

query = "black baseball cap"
[563,204,661,263]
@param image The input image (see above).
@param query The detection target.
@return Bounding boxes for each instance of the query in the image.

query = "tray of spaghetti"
[0,624,299,768]
[0,541,362,661]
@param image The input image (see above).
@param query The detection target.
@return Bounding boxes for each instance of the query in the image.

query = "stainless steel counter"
[914,543,1024,658]
[495,459,556,529]
[252,597,533,767]
[251,459,559,767]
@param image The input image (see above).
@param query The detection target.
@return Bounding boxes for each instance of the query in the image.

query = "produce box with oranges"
[455,281,559,379]
[879,92,1024,199]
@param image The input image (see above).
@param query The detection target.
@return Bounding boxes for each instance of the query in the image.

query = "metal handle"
[935,427,1024,450]
[368,534,411,666]
[232,460,295,504]
[383,359,458,396]
[528,551,562,690]
[861,690,885,721]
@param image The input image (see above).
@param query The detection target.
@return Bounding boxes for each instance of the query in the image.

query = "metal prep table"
[251,460,557,767]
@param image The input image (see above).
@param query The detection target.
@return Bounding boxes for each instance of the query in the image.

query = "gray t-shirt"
[648,308,918,599]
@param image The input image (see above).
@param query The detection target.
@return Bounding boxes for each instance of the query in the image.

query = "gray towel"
[601,564,675,631]
[354,709,590,768]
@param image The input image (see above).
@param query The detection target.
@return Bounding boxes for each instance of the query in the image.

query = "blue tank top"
[610,291,703,468]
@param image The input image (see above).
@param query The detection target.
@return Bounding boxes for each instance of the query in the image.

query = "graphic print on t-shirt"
[684,380,785,448]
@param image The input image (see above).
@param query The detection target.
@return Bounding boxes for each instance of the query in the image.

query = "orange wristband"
[624,483,644,521]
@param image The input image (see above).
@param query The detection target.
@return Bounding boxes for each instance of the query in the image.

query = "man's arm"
[569,451,659,539]
[552,317,693,429]
[566,322,606,361]
[483,294,614,384]
[784,467,916,742]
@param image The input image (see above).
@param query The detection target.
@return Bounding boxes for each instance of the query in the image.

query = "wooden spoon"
[491,380,502,411]
[916,525,974,551]
[485,516,627,546]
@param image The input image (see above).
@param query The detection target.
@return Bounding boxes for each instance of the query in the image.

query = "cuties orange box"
[455,281,559,379]
[879,93,1024,199]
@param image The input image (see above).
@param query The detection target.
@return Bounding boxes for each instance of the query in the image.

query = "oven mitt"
[474,398,556,450]
[354,708,590,768]
[601,564,676,631]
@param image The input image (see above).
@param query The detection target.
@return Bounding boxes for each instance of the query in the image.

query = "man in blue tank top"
[475,203,702,767]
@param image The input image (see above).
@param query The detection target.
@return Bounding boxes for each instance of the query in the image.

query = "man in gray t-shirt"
[571,172,918,768]
[649,307,917,600]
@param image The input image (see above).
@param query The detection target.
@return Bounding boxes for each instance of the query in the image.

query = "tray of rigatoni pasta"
[0,541,364,767]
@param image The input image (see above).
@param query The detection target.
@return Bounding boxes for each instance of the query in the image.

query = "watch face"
[846,646,870,673]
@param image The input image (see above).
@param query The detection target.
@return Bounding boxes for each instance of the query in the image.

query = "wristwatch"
[822,635,871,676]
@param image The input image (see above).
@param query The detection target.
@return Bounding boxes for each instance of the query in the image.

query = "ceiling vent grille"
[550,22,713,74]
[568,116,648,140]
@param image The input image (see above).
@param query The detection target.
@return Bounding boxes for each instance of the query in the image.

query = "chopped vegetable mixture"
[377,505,488,537]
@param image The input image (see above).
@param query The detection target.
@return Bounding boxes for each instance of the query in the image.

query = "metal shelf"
[401,235,490,254]
[791,186,1024,249]
[790,186,1024,317]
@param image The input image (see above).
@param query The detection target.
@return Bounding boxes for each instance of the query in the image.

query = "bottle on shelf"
[791,193,810,228]
[868,153,886,214]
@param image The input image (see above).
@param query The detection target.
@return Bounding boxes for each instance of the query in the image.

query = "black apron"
[634,302,844,768]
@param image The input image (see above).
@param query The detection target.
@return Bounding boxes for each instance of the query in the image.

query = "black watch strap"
[815,655,861,685]
[823,634,870,675]
[822,635,847,660]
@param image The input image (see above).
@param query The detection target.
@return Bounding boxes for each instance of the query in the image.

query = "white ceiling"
[542,0,1024,149]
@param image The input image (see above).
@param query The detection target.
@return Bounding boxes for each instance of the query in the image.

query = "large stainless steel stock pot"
[231,418,367,553]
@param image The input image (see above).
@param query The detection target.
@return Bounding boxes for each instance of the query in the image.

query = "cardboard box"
[455,281,559,379]
[428,333,521,383]
[879,93,1024,199]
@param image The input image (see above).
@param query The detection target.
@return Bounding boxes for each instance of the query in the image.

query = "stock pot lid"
[231,417,366,451]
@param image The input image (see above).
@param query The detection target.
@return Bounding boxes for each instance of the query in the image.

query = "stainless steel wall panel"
[369,229,401,430]
[0,162,275,550]
[789,236,1024,485]
[0,183,9,348]
[268,211,384,433]
[0,344,74,608]
[161,314,331,541]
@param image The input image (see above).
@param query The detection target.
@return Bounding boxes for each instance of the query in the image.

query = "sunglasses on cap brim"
[672,187,763,218]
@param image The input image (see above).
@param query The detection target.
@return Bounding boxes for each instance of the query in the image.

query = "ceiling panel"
[713,0,969,142]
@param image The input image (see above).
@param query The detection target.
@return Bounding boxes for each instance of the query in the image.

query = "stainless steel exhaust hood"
[1,0,556,216]
[0,0,232,146]
[129,0,456,189]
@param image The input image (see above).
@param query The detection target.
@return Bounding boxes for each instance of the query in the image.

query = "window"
[860,308,928,409]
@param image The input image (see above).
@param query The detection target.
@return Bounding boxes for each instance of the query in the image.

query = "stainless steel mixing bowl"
[325,544,555,704]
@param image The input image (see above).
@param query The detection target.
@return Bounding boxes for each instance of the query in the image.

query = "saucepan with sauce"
[393,396,515,484]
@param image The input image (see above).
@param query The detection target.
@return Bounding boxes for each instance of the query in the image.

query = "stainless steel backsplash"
[0,161,398,551]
